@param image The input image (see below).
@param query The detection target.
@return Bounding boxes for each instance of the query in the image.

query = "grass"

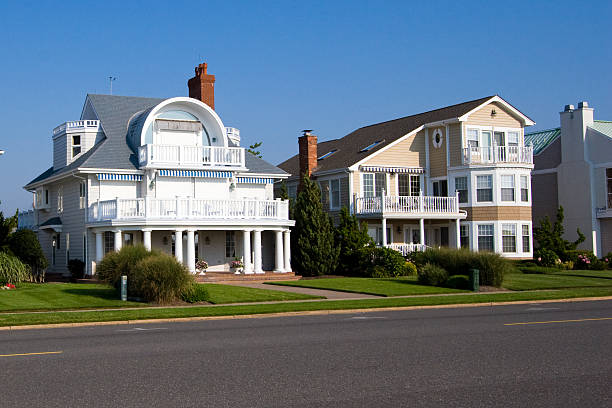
[266,277,467,297]
[203,283,323,304]
[2,286,612,327]
[503,269,612,291]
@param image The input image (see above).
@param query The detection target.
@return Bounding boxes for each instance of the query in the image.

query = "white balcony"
[355,195,466,219]
[17,210,37,230]
[385,243,427,255]
[462,145,533,165]
[88,197,289,223]
[53,120,100,136]
[138,144,246,170]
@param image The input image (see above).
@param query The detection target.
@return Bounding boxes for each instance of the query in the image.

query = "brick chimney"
[298,130,317,190]
[188,62,215,110]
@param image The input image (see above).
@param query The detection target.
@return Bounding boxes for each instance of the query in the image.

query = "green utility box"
[469,269,479,292]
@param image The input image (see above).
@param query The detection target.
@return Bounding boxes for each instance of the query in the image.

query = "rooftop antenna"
[108,76,117,95]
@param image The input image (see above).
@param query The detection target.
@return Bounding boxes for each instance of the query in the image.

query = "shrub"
[356,246,412,278]
[131,253,194,304]
[604,253,612,269]
[0,252,31,285]
[418,263,449,286]
[68,259,85,280]
[534,248,558,267]
[97,245,155,291]
[7,229,48,282]
[404,262,417,276]
[445,274,470,289]
[181,283,209,303]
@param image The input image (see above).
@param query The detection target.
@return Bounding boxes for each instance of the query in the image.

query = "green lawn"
[266,277,467,297]
[203,284,323,304]
[502,273,612,291]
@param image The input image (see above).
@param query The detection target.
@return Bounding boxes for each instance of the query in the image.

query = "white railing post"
[455,191,460,213]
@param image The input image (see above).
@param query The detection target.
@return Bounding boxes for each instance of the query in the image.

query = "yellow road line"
[505,317,612,326]
[0,351,63,358]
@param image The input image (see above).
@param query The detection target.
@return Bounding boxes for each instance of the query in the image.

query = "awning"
[359,166,424,174]
[158,169,232,178]
[236,177,275,184]
[97,173,143,181]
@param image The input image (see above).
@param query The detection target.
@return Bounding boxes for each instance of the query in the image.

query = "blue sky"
[1,0,611,214]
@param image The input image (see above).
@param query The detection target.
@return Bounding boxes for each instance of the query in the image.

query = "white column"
[143,229,152,251]
[186,229,196,274]
[274,230,284,273]
[253,229,263,274]
[419,218,425,246]
[95,232,103,262]
[283,229,291,272]
[382,218,387,246]
[456,219,461,249]
[114,230,122,252]
[174,229,184,264]
[243,229,253,274]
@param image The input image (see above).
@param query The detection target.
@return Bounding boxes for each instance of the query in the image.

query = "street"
[2,300,612,407]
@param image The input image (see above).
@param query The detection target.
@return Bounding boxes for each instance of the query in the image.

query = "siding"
[531,173,558,225]
[465,102,522,128]
[600,219,612,256]
[53,137,67,171]
[534,137,561,171]
[362,131,425,167]
[429,126,447,178]
[448,123,462,167]
[464,206,532,221]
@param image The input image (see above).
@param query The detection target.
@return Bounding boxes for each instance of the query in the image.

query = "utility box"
[469,269,479,292]
[121,275,127,301]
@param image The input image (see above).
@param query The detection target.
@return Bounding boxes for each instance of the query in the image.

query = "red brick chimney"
[188,62,215,110]
[298,130,317,190]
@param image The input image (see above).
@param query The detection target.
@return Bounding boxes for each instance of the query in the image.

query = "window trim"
[329,178,341,210]
[455,176,468,204]
[522,224,531,253]
[476,174,493,203]
[500,174,516,202]
[501,223,517,253]
[520,175,529,202]
[477,224,494,252]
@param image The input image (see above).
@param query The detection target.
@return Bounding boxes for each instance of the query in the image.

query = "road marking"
[116,327,168,332]
[505,317,612,326]
[349,316,387,320]
[0,351,63,358]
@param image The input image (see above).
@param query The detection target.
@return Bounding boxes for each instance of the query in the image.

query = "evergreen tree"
[247,142,263,158]
[334,207,373,275]
[0,206,18,251]
[534,206,585,258]
[291,176,339,276]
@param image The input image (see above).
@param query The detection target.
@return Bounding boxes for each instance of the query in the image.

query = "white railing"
[88,197,289,222]
[355,195,460,215]
[17,210,37,230]
[138,144,246,169]
[462,145,533,165]
[53,120,99,136]
[386,243,427,256]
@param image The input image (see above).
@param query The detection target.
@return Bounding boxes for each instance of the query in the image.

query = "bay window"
[478,224,494,252]
[476,175,493,202]
[520,175,529,202]
[501,175,515,201]
[502,224,517,253]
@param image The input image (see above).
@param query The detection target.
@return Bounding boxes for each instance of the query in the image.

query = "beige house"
[278,95,535,258]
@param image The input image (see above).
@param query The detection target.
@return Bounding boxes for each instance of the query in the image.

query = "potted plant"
[230,259,244,274]
[195,259,208,275]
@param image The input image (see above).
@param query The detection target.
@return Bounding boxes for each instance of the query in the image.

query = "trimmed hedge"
[0,252,31,285]
[417,263,448,286]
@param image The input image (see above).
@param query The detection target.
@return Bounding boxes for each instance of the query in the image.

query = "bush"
[445,274,470,289]
[404,262,417,276]
[131,253,194,304]
[97,245,155,291]
[418,263,449,286]
[0,252,31,285]
[68,259,85,280]
[181,282,209,303]
[412,247,510,287]
[356,246,413,278]
[534,248,558,267]
[7,229,47,282]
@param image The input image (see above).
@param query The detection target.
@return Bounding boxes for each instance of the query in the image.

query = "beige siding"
[429,126,447,178]
[464,206,532,221]
[465,102,522,128]
[448,123,462,167]
[531,173,558,225]
[362,131,425,167]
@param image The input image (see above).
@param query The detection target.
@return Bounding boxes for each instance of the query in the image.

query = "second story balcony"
[462,145,533,165]
[138,144,246,170]
[355,194,466,219]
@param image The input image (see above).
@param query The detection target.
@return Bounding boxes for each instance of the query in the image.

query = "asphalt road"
[2,300,612,407]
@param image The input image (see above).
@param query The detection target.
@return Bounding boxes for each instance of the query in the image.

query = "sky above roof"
[1,0,611,214]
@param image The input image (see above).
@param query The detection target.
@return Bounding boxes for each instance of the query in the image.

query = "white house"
[19,63,294,276]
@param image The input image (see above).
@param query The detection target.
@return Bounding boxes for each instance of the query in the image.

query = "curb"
[2,296,612,331]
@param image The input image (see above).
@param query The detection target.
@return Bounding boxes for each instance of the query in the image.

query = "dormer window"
[318,149,338,161]
[72,135,81,157]
[360,140,384,153]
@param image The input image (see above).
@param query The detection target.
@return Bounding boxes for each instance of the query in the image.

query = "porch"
[354,194,464,218]
[138,144,246,170]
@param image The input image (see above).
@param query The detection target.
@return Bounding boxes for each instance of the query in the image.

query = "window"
[508,132,519,147]
[287,185,297,199]
[123,233,134,246]
[317,149,338,161]
[460,225,469,249]
[522,225,530,253]
[501,175,515,201]
[432,180,448,197]
[375,227,392,246]
[520,175,529,202]
[502,224,516,253]
[466,129,479,148]
[476,175,493,202]
[72,135,82,158]
[79,181,86,209]
[57,186,64,214]
[455,176,468,203]
[477,224,494,252]
[398,174,420,197]
[607,169,612,208]
[225,231,236,258]
[363,173,386,197]
[360,140,384,152]
[330,179,340,209]
[104,231,114,255]
[45,189,49,205]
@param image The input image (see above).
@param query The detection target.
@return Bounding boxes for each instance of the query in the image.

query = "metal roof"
[525,128,561,155]
[592,120,612,137]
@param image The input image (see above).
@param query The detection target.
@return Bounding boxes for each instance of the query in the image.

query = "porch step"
[196,271,299,283]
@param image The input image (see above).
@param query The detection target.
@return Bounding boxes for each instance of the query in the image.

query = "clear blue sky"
[1,0,611,215]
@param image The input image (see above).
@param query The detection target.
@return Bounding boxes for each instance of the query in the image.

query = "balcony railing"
[17,210,37,230]
[355,195,463,216]
[462,145,533,165]
[385,243,427,255]
[88,197,289,222]
[53,120,100,136]
[138,144,246,169]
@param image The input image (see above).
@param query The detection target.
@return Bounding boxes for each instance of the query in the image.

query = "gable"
[361,130,425,167]
[465,102,523,128]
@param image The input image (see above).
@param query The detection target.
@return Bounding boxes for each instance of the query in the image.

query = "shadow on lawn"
[63,287,123,301]
[553,273,612,281]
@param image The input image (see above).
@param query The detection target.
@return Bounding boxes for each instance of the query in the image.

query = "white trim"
[425,127,430,178]
[458,95,535,126]
[445,124,450,169]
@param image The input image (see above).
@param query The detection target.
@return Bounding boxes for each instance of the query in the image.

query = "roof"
[39,217,62,227]
[525,120,612,156]
[278,96,500,178]
[26,94,287,187]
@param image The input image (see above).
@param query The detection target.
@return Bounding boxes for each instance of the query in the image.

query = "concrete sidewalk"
[223,282,382,299]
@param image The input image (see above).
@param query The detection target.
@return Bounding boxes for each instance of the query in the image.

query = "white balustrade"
[17,210,36,230]
[88,197,290,222]
[53,120,99,136]
[355,195,459,215]
[386,243,427,255]
[462,145,533,165]
[138,144,245,168]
